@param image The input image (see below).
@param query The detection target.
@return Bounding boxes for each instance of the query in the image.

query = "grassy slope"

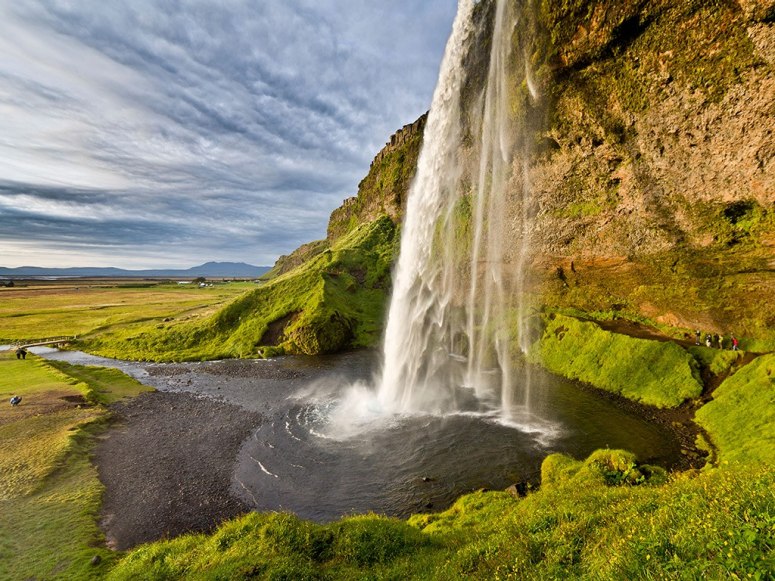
[83,217,397,361]
[0,353,151,580]
[532,313,703,407]
[695,353,775,465]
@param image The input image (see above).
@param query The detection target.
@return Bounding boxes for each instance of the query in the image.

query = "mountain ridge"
[0,261,270,278]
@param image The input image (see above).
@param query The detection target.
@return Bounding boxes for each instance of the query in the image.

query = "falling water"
[378,0,536,418]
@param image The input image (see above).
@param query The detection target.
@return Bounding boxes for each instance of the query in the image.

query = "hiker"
[9,395,21,406]
[731,335,739,351]
[705,334,712,348]
[717,334,724,349]
[694,330,701,345]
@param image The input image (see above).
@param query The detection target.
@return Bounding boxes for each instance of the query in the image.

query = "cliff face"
[516,0,774,346]
[327,113,427,240]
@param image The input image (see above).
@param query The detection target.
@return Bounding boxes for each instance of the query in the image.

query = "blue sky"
[0,1,457,268]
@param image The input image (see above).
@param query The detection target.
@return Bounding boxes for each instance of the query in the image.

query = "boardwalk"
[9,336,77,349]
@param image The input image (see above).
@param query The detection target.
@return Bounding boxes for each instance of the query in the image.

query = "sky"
[0,1,457,269]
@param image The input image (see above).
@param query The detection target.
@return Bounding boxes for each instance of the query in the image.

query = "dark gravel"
[95,390,261,550]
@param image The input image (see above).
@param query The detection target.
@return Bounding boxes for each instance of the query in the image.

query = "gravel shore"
[95,390,261,550]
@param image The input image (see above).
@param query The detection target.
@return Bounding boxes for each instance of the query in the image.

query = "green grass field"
[0,352,151,580]
[0,280,254,342]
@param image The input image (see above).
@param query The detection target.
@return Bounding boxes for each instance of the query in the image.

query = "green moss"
[532,314,703,407]
[688,346,741,376]
[695,354,775,465]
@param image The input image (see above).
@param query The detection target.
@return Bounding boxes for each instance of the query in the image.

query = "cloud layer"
[0,1,456,268]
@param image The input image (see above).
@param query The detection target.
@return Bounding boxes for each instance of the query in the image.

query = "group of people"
[694,330,739,351]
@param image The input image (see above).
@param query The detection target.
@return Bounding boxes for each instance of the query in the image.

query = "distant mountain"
[0,261,271,278]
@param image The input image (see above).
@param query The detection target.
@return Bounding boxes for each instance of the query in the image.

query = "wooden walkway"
[10,336,77,349]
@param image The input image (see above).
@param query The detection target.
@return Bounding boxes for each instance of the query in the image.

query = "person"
[10,395,21,406]
[717,334,724,349]
[705,333,712,348]
[695,330,701,345]
[15,347,27,360]
[731,335,739,351]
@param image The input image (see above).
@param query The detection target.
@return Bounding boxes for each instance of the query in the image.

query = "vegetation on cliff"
[82,217,397,360]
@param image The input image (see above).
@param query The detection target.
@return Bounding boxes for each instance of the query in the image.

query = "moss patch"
[532,314,703,407]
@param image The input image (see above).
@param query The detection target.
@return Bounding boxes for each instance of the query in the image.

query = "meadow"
[0,352,152,580]
[0,279,255,342]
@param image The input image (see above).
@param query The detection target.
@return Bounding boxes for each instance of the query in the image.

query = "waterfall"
[378,0,535,418]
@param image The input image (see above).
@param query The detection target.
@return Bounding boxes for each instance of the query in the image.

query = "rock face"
[327,113,427,241]
[515,0,775,346]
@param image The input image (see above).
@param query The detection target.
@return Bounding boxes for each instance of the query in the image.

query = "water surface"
[34,348,681,521]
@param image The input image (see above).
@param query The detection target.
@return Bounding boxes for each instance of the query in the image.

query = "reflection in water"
[33,348,682,521]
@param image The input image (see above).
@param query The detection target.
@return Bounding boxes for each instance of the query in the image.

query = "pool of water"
[33,347,682,521]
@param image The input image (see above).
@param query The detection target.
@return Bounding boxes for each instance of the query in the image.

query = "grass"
[531,313,703,407]
[0,280,253,342]
[0,351,150,579]
[695,353,775,465]
[106,450,774,580]
[45,360,154,405]
[83,217,398,361]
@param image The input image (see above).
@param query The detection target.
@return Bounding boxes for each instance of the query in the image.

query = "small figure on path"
[695,330,701,345]
[705,334,712,348]
[9,395,21,406]
[15,347,27,360]
[717,334,724,349]
[731,335,739,351]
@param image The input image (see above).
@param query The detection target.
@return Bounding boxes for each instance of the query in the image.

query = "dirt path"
[95,391,261,550]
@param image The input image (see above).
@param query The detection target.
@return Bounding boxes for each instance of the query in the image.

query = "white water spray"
[378,0,536,418]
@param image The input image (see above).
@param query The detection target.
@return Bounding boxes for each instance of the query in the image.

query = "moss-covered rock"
[542,450,668,489]
[326,114,425,241]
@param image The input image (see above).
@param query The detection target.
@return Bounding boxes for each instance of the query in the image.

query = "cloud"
[0,0,457,268]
